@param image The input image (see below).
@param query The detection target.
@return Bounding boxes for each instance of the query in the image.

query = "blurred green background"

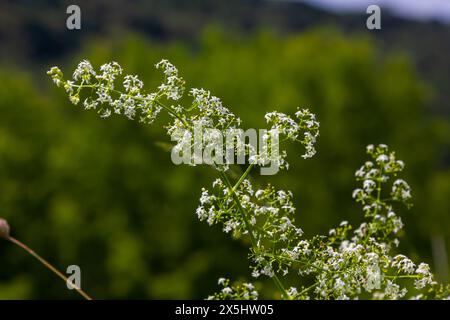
[0,0,449,299]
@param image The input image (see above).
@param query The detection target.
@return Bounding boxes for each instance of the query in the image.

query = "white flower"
[123,75,143,93]
[384,280,407,299]
[265,108,319,160]
[364,258,382,291]
[288,287,298,297]
[222,287,233,294]
[255,190,264,199]
[414,263,434,289]
[100,109,111,118]
[376,154,389,163]
[392,179,411,201]
[392,255,416,274]
[73,60,95,82]
[352,188,365,200]
[363,179,376,193]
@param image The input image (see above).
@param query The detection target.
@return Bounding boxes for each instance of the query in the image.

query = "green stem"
[298,282,319,297]
[71,83,189,127]
[153,99,189,127]
[219,171,257,247]
[219,168,289,299]
[272,273,289,298]
[232,163,255,192]
[385,275,421,279]
[363,169,384,244]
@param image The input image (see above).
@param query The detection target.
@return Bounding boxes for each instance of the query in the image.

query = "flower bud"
[0,218,10,238]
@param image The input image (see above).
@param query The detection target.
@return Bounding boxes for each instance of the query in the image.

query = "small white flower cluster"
[189,88,241,130]
[47,59,185,123]
[391,179,412,202]
[155,59,185,101]
[207,278,258,300]
[391,255,416,274]
[353,144,410,208]
[73,59,96,82]
[196,178,302,279]
[265,108,320,160]
[373,280,408,300]
[351,144,411,246]
[288,146,440,299]
[207,144,448,300]
[414,263,435,289]
[166,88,243,171]
[391,256,435,289]
[288,233,392,299]
[49,59,319,177]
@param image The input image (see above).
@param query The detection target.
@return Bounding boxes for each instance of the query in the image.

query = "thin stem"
[385,275,421,279]
[71,83,189,128]
[6,236,93,300]
[264,252,315,269]
[232,163,255,192]
[219,171,257,247]
[272,273,289,298]
[363,169,384,244]
[219,168,289,299]
[154,99,189,127]
[298,282,319,297]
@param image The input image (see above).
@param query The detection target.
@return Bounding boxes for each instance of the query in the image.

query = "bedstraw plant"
[43,58,450,300]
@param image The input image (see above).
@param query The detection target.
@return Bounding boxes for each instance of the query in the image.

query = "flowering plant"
[46,59,450,300]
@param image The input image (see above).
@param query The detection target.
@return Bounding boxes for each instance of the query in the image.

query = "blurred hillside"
[0,0,449,299]
[1,0,450,116]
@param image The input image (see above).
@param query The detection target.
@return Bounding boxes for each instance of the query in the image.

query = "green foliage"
[0,28,449,298]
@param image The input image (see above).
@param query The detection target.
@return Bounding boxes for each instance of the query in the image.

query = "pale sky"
[295,0,450,23]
